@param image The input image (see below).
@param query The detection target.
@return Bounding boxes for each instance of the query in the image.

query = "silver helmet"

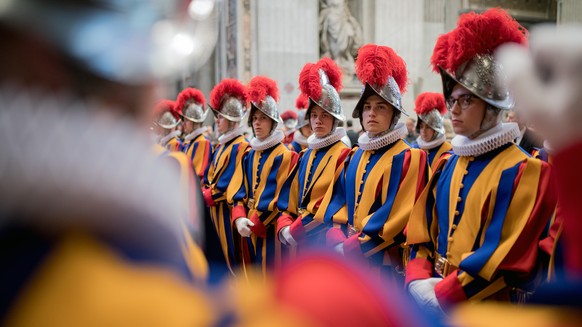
[156,111,180,129]
[439,54,513,110]
[353,44,409,119]
[414,92,447,136]
[182,102,208,123]
[247,76,283,127]
[432,8,528,111]
[296,109,309,129]
[307,70,346,121]
[209,79,248,122]
[417,110,445,135]
[299,58,346,122]
[176,88,208,123]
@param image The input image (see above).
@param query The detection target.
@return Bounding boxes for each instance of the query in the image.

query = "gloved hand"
[333,242,344,255]
[235,217,254,237]
[408,278,443,312]
[279,226,297,246]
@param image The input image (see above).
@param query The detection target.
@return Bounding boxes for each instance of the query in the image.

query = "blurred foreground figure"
[450,24,582,327]
[0,0,216,325]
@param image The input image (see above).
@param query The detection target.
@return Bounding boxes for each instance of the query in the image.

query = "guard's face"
[252,110,273,140]
[310,105,334,138]
[215,114,230,134]
[183,119,194,134]
[419,121,436,142]
[448,84,487,137]
[362,94,394,135]
[300,124,313,138]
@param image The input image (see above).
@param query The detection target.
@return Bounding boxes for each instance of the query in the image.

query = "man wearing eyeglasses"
[405,8,557,315]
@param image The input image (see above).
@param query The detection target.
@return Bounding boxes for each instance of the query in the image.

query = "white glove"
[333,243,344,255]
[408,278,443,312]
[235,218,254,237]
[279,226,297,246]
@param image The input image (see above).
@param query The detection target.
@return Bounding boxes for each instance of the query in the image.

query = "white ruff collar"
[451,123,520,157]
[307,127,346,150]
[357,123,407,151]
[293,130,309,146]
[184,127,207,142]
[218,125,245,145]
[160,130,181,146]
[416,133,446,150]
[250,130,284,151]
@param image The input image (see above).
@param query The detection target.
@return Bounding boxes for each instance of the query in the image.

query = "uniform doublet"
[203,134,249,272]
[277,139,350,250]
[407,135,556,307]
[318,136,429,272]
[229,139,298,272]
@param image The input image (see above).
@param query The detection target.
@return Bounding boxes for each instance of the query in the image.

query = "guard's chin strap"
[468,106,501,140]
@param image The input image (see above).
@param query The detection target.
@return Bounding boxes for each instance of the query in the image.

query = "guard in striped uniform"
[317,44,429,281]
[203,79,250,274]
[229,76,298,274]
[153,99,182,151]
[406,9,557,312]
[412,92,453,172]
[288,93,312,153]
[176,88,213,183]
[277,58,351,253]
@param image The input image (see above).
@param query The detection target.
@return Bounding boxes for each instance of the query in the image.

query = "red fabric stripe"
[400,150,411,183]
[434,270,467,309]
[405,258,433,285]
[554,141,582,276]
[500,161,556,273]
[415,150,428,200]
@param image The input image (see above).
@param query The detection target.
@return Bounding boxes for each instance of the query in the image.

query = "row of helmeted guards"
[154,8,558,314]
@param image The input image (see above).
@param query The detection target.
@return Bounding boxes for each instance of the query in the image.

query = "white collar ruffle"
[184,127,207,142]
[307,127,346,150]
[160,130,181,146]
[357,123,407,151]
[250,130,284,151]
[416,133,446,150]
[451,123,520,157]
[293,130,309,147]
[218,125,245,145]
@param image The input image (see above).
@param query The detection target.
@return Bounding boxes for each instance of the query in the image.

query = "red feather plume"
[355,44,408,94]
[154,99,175,117]
[248,76,279,104]
[298,58,343,100]
[446,8,528,73]
[295,93,309,110]
[176,88,206,113]
[210,78,248,110]
[414,92,446,116]
[430,33,450,73]
[316,57,343,92]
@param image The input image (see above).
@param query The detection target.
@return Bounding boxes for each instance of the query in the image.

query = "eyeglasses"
[446,94,477,111]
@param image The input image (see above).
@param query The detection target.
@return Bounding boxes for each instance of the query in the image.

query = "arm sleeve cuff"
[202,187,215,206]
[231,204,247,222]
[434,270,467,309]
[405,258,434,285]
[326,228,346,247]
[277,214,294,236]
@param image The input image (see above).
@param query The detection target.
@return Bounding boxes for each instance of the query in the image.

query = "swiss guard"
[406,8,557,312]
[413,92,453,171]
[203,79,250,273]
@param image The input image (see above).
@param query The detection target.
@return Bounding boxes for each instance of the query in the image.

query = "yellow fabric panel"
[431,141,453,172]
[209,136,249,203]
[450,303,582,327]
[457,271,507,301]
[6,233,215,327]
[187,135,212,178]
[181,222,209,282]
[476,159,541,280]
